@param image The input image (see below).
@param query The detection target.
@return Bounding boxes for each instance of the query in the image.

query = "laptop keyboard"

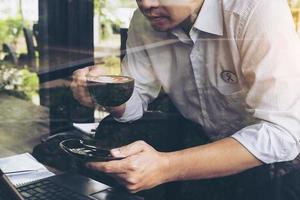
[16,179,95,200]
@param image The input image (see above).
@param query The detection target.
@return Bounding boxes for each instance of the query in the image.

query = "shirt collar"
[193,0,224,36]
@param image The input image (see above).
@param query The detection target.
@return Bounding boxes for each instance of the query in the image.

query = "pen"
[5,170,39,175]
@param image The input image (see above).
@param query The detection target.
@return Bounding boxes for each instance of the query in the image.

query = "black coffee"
[87,75,134,107]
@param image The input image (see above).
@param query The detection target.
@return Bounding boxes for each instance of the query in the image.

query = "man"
[71,0,300,199]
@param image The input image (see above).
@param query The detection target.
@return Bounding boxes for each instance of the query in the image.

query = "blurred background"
[0,0,137,142]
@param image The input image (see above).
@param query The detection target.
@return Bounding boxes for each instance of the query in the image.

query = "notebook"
[0,153,54,186]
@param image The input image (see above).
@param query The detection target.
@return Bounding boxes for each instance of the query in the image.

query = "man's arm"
[71,10,161,122]
[164,137,262,181]
[116,10,162,122]
[233,0,300,163]
[86,138,262,193]
[105,104,126,118]
[71,66,126,118]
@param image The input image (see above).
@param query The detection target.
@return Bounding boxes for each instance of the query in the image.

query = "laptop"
[0,169,143,200]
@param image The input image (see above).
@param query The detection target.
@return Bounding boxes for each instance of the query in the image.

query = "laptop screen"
[0,169,24,200]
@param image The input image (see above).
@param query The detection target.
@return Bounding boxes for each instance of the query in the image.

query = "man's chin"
[151,25,170,32]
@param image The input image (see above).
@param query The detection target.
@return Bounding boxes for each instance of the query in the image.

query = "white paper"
[0,153,54,186]
[73,123,99,136]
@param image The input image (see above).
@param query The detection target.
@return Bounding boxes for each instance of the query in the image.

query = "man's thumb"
[111,141,147,158]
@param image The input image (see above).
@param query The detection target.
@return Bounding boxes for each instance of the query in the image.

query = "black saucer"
[59,139,123,162]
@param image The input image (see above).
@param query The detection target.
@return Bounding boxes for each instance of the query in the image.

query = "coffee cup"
[86,75,134,107]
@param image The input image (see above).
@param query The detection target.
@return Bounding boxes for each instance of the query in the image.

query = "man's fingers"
[73,67,89,77]
[71,67,95,107]
[110,173,140,186]
[71,68,89,93]
[108,173,141,193]
[86,160,126,174]
[76,94,94,107]
[87,66,106,76]
[72,68,89,85]
[71,83,94,107]
[70,66,107,107]
[109,173,131,185]
[111,141,149,158]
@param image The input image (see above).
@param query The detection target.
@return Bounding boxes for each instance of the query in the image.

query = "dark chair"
[2,43,18,65]
[23,27,36,60]
[18,27,39,70]
[120,28,128,61]
[32,24,40,49]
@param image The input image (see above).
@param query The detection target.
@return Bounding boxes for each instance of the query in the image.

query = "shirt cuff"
[114,90,144,122]
[231,122,299,164]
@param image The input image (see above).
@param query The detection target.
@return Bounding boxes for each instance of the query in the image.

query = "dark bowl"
[86,75,134,107]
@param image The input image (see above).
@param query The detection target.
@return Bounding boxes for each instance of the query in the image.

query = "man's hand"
[71,66,105,107]
[86,141,170,193]
[86,138,262,193]
[70,66,126,117]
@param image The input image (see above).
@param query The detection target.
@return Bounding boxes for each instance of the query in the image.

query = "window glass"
[0,2,300,200]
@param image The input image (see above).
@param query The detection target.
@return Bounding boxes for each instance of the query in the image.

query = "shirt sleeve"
[115,10,161,122]
[231,0,300,164]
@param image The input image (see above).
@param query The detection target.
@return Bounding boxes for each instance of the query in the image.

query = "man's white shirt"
[118,0,300,164]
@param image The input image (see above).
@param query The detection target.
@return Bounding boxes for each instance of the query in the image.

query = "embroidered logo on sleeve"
[221,71,238,84]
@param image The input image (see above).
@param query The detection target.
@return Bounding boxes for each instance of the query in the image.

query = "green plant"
[289,0,300,8]
[0,63,39,100]
[94,0,122,40]
[0,15,26,45]
[103,56,120,68]
[118,0,137,8]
